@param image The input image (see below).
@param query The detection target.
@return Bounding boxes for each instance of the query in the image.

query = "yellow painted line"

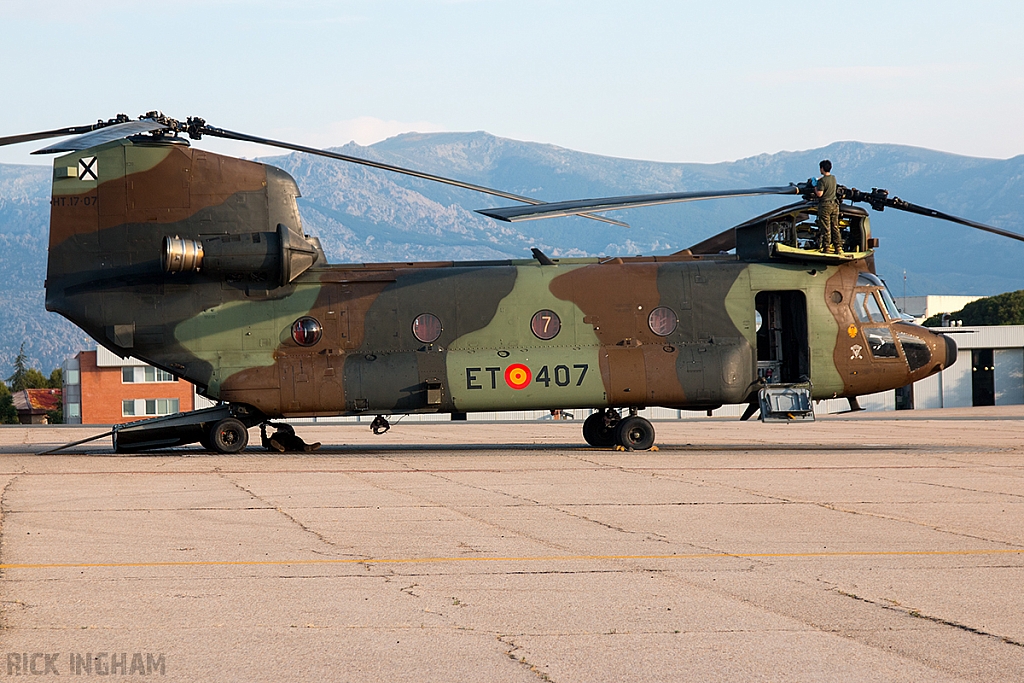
[1,548,1022,570]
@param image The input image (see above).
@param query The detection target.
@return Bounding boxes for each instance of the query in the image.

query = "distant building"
[903,325,1024,409]
[11,388,61,425]
[896,295,983,325]
[62,348,207,425]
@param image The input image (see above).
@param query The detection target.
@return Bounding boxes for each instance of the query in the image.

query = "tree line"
[0,344,63,424]
[923,289,1024,327]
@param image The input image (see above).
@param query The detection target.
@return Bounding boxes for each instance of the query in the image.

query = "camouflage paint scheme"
[45,140,955,420]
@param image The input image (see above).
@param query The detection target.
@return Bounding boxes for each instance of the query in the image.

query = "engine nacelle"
[162,223,320,287]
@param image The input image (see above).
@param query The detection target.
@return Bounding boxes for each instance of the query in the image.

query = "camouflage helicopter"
[3,113,1022,453]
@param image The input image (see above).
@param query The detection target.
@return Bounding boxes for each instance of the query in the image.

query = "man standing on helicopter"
[814,160,842,254]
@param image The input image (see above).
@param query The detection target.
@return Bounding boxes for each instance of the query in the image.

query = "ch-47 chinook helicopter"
[3,112,1023,453]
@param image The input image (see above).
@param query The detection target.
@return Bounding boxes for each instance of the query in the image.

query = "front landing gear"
[582,409,656,450]
[615,416,655,451]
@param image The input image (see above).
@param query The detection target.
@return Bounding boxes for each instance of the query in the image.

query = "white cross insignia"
[78,157,98,181]
[850,344,863,360]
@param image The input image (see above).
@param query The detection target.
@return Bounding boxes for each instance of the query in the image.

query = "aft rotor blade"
[0,123,114,148]
[889,199,1024,243]
[476,186,802,222]
[198,125,629,228]
[32,120,171,154]
[0,114,134,150]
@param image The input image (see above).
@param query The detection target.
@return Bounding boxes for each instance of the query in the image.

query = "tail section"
[45,138,323,395]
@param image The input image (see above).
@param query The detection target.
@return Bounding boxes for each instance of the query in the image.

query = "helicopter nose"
[943,334,958,369]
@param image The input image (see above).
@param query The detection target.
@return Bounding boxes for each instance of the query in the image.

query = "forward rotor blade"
[476,186,802,222]
[32,120,170,154]
[888,199,1024,243]
[198,125,629,228]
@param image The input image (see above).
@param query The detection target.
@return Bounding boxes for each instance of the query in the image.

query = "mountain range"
[2,133,1022,375]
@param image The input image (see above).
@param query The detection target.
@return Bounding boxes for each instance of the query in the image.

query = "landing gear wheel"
[210,417,249,454]
[615,416,655,451]
[582,412,617,448]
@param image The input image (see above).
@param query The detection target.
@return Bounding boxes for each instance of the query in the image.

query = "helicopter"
[2,112,1022,453]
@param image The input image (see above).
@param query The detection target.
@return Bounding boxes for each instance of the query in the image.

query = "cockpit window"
[864,327,899,358]
[897,331,930,371]
[854,293,868,322]
[855,272,905,320]
[856,272,883,287]
[866,293,886,322]
[877,286,903,320]
[855,292,885,323]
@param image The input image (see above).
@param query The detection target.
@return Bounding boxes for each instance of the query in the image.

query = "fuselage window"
[531,310,561,340]
[291,317,323,346]
[864,326,899,358]
[648,306,678,336]
[412,313,443,343]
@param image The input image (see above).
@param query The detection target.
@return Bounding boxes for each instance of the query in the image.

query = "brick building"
[62,348,201,425]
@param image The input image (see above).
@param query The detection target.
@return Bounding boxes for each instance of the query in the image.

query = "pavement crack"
[353,460,572,553]
[216,472,342,551]
[0,474,22,631]
[809,499,1024,550]
[642,469,1024,553]
[497,635,555,682]
[834,589,1024,648]
[553,505,671,543]
[844,465,1024,501]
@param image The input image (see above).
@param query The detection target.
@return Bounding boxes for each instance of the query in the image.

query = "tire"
[582,413,617,448]
[615,416,655,451]
[210,417,249,454]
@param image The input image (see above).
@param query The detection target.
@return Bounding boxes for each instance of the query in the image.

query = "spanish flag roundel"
[504,364,532,390]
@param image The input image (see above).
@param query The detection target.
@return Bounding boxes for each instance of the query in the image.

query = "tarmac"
[0,406,1021,681]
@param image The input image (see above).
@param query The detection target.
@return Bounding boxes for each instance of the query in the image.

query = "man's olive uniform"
[816,174,841,251]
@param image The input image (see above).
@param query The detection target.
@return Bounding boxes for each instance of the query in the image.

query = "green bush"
[0,382,17,424]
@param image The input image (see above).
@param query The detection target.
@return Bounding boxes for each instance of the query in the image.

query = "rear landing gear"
[112,404,262,453]
[209,417,249,454]
[582,409,656,450]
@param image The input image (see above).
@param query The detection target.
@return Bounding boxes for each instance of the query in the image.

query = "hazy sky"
[2,0,1022,166]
